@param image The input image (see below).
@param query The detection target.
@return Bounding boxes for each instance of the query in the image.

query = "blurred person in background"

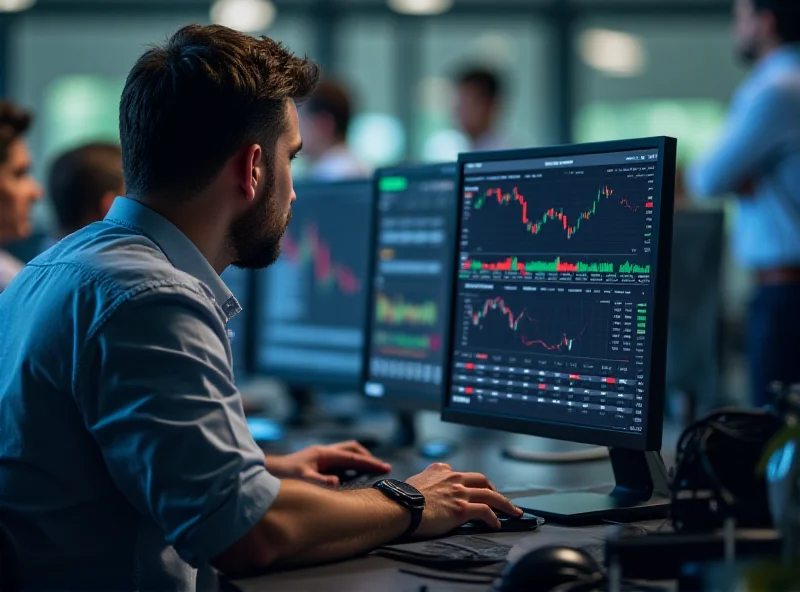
[454,67,509,152]
[299,78,369,180]
[0,100,43,292]
[45,142,124,247]
[688,0,800,406]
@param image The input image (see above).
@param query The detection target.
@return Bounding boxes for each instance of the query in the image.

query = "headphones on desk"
[670,406,783,532]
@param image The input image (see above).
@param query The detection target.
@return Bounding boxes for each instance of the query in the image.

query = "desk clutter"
[365,388,800,592]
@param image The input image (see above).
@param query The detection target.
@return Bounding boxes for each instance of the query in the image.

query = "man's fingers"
[459,472,496,491]
[319,450,391,473]
[466,503,501,530]
[331,440,373,457]
[466,488,520,516]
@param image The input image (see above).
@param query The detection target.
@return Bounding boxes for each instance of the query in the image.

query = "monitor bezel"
[253,177,374,391]
[360,162,459,412]
[441,137,677,451]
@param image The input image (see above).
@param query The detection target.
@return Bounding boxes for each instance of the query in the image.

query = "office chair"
[0,520,20,592]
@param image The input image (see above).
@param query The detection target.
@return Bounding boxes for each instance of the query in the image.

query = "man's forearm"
[214,479,409,576]
[271,481,410,565]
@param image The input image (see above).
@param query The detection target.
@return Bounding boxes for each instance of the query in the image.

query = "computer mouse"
[456,509,542,534]
[495,546,602,592]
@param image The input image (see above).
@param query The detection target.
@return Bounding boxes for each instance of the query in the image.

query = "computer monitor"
[254,179,373,389]
[442,137,677,524]
[363,163,458,412]
[220,266,253,378]
[666,209,724,417]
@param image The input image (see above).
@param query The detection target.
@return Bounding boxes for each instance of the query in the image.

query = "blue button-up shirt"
[688,44,800,270]
[0,197,280,591]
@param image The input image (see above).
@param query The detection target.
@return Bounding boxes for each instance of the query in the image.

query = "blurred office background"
[0,0,748,411]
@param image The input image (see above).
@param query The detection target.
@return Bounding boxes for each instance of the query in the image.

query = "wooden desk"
[231,419,680,592]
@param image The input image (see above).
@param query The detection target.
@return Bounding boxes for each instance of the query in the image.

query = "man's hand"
[265,441,391,487]
[406,463,521,538]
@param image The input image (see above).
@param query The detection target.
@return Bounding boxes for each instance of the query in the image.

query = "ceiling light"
[578,28,646,77]
[0,0,35,12]
[210,0,276,33]
[388,0,454,16]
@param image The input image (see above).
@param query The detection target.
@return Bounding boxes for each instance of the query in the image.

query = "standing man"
[299,79,370,180]
[454,67,510,152]
[688,0,800,406]
[0,25,518,590]
[0,100,43,291]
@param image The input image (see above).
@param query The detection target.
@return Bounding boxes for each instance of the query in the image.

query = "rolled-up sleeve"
[74,284,280,566]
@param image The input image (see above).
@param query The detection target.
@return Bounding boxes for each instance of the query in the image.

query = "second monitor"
[255,178,372,388]
[363,163,459,411]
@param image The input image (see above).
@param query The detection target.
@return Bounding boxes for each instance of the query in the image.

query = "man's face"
[0,138,42,242]
[734,0,764,64]
[228,99,300,269]
[455,83,494,140]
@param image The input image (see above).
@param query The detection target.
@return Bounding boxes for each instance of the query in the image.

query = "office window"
[335,16,404,169]
[573,16,745,158]
[43,75,124,158]
[575,99,727,167]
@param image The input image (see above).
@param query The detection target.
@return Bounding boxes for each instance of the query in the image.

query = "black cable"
[671,407,782,531]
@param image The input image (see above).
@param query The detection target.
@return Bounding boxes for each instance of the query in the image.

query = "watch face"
[386,479,425,504]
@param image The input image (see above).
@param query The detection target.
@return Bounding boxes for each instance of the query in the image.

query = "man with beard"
[0,24,519,590]
[688,0,800,407]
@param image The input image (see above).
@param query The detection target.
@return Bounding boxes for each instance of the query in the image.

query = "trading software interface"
[448,148,663,437]
[256,180,372,384]
[364,165,457,404]
[221,266,249,376]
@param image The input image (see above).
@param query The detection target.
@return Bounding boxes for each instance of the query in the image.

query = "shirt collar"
[104,196,241,321]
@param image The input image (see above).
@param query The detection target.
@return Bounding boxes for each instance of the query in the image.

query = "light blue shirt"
[0,197,280,591]
[688,44,800,270]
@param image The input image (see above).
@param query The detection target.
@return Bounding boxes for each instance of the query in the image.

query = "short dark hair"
[457,68,503,102]
[304,79,353,139]
[49,143,123,233]
[119,24,319,199]
[0,100,33,165]
[753,0,800,43]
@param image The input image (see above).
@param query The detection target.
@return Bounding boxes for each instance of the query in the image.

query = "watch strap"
[373,479,424,540]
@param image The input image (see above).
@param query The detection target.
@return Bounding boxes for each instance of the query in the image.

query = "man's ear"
[240,144,262,203]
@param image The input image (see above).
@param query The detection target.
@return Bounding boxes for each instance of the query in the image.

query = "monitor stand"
[286,386,316,428]
[512,449,671,526]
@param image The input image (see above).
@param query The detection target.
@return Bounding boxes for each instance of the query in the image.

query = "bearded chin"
[231,234,283,270]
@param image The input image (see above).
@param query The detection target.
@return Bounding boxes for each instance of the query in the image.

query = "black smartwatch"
[372,479,425,540]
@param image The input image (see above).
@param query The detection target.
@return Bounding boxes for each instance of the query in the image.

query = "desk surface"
[232,416,680,592]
